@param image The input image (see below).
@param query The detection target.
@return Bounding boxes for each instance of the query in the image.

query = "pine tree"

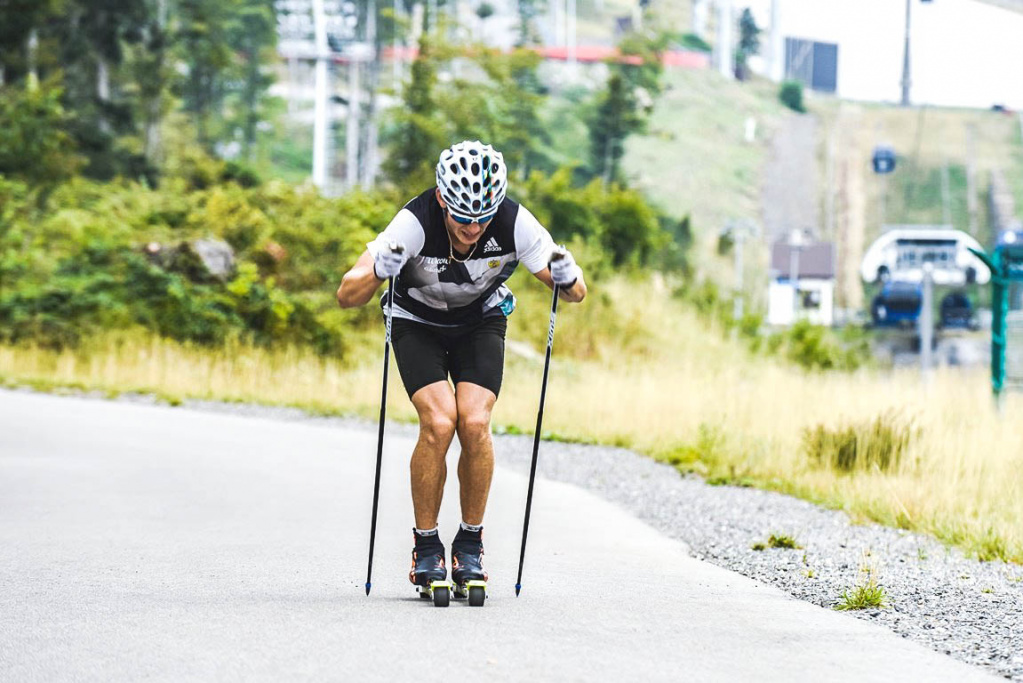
[589,73,642,185]
[735,8,761,81]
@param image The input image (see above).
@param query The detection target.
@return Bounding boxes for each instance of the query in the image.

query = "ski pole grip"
[386,240,405,256]
[549,245,567,265]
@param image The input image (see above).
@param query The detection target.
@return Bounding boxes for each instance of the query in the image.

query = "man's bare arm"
[336,250,383,309]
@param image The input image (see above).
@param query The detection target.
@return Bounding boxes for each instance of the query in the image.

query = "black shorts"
[390,316,508,399]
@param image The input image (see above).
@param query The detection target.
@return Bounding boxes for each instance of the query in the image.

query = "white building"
[768,240,836,326]
[737,0,1023,109]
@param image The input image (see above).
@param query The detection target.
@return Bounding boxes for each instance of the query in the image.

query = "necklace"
[448,239,477,263]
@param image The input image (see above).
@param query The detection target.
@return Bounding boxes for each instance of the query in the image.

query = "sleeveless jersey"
[367,188,555,327]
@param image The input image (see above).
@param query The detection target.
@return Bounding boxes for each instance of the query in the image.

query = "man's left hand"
[550,248,579,288]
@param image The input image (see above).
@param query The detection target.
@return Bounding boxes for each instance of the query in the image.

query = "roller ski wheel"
[453,579,487,607]
[417,580,452,607]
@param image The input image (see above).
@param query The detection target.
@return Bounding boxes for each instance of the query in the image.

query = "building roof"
[771,240,835,280]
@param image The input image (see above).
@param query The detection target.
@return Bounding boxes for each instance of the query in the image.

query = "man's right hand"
[373,242,407,280]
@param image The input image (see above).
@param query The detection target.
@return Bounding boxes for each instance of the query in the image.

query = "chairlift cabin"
[872,146,896,174]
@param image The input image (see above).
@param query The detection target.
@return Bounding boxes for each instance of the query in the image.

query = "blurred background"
[2,0,1023,562]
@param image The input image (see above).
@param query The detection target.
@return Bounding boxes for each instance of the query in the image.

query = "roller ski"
[451,527,488,607]
[410,531,452,607]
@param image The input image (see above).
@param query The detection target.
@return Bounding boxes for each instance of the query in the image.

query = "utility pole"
[789,228,805,323]
[900,0,912,106]
[717,0,733,80]
[920,261,934,377]
[312,0,331,190]
[553,0,563,48]
[346,58,360,190]
[730,221,758,321]
[362,0,380,188]
[769,0,783,82]
[693,0,708,38]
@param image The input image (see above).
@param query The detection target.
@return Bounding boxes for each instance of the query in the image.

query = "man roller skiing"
[336,140,587,594]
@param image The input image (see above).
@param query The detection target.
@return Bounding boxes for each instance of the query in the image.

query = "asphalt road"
[0,390,996,682]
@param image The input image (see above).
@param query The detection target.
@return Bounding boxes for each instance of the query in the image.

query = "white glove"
[373,242,407,280]
[549,248,579,287]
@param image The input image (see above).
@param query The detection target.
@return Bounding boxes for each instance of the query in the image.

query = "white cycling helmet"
[435,140,507,219]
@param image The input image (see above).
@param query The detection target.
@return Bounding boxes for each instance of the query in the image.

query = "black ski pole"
[515,251,565,597]
[366,244,402,596]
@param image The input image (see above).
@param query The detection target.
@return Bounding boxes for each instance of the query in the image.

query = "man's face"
[438,193,495,249]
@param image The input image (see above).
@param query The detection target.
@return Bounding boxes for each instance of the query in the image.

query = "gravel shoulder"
[11,388,1023,680]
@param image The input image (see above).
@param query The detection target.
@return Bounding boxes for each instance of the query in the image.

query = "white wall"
[768,279,835,326]
[743,0,1023,109]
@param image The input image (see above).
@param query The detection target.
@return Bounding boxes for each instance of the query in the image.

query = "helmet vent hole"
[471,162,480,175]
[492,163,500,173]
[472,199,481,211]
[459,157,467,171]
[461,192,470,202]
[472,182,481,193]
[450,163,458,173]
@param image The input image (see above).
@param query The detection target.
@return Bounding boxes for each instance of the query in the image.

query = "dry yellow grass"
[2,278,1022,562]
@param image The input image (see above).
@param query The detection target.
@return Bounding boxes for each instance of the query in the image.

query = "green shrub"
[772,320,870,371]
[803,410,917,473]
[779,80,805,113]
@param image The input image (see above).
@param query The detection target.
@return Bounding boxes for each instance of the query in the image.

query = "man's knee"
[457,409,492,441]
[419,407,457,446]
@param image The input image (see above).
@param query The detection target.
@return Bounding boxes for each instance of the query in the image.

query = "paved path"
[761,113,821,244]
[0,390,996,681]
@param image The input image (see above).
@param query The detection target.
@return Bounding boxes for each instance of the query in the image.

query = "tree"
[735,8,761,81]
[53,0,152,180]
[0,0,63,86]
[383,38,447,190]
[0,80,83,187]
[173,0,237,150]
[589,73,643,185]
[615,31,669,96]
[442,48,550,177]
[225,0,277,160]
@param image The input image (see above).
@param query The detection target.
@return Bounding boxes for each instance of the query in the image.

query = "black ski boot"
[409,530,447,587]
[451,527,488,586]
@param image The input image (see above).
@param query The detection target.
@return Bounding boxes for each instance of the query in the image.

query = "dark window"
[785,37,838,94]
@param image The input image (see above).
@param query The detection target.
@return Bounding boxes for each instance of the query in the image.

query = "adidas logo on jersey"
[482,237,501,253]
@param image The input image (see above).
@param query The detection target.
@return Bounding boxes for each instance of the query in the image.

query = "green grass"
[752,533,803,550]
[767,534,802,550]
[623,69,789,230]
[5,281,1023,565]
[835,577,889,611]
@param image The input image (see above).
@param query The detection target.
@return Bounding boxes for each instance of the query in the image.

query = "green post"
[991,255,1007,398]
[969,247,1008,401]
